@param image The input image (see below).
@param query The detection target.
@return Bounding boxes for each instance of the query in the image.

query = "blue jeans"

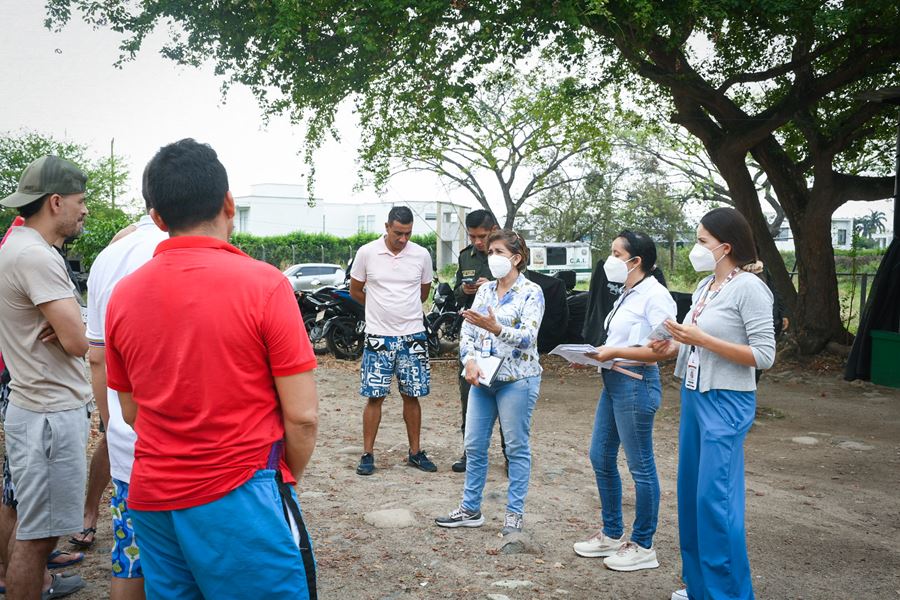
[131,470,316,599]
[589,365,661,549]
[462,376,540,515]
[678,385,755,600]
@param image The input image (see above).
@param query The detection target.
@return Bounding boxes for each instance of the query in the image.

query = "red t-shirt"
[105,236,316,511]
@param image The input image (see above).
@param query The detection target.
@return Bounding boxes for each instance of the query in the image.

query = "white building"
[770,203,894,251]
[234,184,469,268]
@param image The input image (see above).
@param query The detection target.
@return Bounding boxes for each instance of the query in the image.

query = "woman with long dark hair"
[573,231,676,572]
[654,207,776,600]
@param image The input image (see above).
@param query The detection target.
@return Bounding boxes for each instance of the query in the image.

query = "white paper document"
[548,344,611,369]
[461,355,505,386]
[648,321,673,341]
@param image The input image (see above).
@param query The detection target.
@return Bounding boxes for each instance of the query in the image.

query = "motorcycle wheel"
[325,317,364,360]
[303,314,329,355]
[432,312,461,343]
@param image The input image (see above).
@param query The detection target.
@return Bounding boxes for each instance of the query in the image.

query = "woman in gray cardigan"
[653,208,775,600]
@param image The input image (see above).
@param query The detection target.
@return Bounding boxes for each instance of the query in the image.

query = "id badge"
[480,336,491,358]
[685,349,699,390]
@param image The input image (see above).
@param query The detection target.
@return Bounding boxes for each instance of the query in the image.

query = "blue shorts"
[110,478,142,579]
[130,470,316,600]
[359,332,430,398]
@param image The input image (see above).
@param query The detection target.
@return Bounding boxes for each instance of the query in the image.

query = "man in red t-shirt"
[104,139,319,599]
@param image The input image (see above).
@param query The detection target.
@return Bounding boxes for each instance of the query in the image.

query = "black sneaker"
[407,450,437,472]
[356,453,375,476]
[435,506,485,528]
[451,452,466,473]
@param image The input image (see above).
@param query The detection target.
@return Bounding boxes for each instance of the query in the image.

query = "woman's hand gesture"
[462,307,501,335]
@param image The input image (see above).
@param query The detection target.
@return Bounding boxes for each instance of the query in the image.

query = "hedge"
[231,231,437,269]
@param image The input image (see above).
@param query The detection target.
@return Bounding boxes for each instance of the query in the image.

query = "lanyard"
[603,276,649,341]
[691,268,740,325]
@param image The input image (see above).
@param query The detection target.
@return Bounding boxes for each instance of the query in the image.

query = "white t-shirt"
[603,275,676,359]
[86,215,168,483]
[350,237,433,336]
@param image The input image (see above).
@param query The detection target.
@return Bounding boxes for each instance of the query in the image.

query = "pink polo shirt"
[350,237,433,336]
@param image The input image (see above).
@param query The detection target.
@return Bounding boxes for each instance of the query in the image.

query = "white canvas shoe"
[602,541,660,571]
[572,530,625,557]
[671,590,689,600]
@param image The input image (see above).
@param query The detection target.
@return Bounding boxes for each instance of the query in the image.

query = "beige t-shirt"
[0,226,90,412]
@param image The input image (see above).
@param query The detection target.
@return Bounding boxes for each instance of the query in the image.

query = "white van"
[528,242,592,281]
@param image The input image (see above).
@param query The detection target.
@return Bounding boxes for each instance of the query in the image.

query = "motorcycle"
[321,288,367,360]
[425,281,464,351]
[296,289,337,354]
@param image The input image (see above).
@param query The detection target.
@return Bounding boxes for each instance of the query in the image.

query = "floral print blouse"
[460,273,545,382]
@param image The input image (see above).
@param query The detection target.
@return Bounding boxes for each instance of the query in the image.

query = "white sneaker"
[671,590,688,600]
[572,530,625,557]
[602,541,659,571]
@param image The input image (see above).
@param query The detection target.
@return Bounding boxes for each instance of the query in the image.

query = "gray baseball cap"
[1,156,87,208]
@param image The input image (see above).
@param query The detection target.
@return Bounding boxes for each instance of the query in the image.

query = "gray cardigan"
[674,272,776,393]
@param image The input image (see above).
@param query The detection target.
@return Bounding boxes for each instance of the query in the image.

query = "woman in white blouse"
[573,231,676,572]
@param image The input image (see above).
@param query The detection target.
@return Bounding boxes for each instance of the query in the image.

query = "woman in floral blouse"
[435,230,544,536]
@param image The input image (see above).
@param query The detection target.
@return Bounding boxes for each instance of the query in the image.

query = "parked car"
[283,263,346,292]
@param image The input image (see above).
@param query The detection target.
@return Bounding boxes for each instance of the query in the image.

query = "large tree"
[46,0,900,352]
[361,69,613,228]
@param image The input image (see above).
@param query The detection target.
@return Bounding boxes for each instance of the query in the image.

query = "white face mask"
[689,243,726,272]
[603,255,638,284]
[488,254,514,279]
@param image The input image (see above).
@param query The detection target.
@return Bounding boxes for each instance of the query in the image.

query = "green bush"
[230,230,437,269]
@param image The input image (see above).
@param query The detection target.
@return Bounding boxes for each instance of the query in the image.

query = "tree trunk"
[790,204,849,352]
[711,153,798,312]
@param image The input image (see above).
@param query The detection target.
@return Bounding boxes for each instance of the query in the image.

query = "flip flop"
[47,550,84,569]
[68,527,96,549]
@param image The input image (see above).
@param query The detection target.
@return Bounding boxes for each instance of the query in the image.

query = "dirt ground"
[29,351,900,599]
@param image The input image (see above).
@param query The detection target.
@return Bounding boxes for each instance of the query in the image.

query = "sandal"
[68,527,96,549]
[47,549,85,569]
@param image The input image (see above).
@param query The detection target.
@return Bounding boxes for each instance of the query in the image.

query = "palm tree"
[856,210,887,239]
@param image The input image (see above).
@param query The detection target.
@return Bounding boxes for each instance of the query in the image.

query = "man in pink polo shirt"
[349,207,435,476]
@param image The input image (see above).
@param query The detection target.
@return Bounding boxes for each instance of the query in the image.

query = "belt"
[604,361,657,381]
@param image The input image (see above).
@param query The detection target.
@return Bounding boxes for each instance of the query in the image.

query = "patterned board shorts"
[0,374,15,509]
[359,332,431,399]
[110,478,143,579]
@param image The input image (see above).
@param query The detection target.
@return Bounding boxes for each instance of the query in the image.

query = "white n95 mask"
[603,256,636,283]
[689,243,725,272]
[488,255,513,279]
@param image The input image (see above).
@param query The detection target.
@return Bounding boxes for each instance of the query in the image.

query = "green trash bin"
[870,330,900,389]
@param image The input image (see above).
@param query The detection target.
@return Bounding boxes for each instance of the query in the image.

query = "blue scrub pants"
[678,385,755,600]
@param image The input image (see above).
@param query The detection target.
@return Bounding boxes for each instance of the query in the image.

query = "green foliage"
[0,131,135,268]
[438,262,458,282]
[230,230,436,270]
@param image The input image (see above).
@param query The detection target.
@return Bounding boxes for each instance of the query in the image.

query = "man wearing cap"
[0,156,91,599]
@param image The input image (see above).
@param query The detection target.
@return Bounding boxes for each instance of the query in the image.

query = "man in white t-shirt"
[349,207,434,476]
[86,181,168,600]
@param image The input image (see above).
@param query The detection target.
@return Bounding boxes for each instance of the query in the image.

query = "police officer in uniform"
[451,210,498,472]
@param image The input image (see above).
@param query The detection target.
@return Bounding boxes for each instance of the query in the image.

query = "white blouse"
[602,276,676,360]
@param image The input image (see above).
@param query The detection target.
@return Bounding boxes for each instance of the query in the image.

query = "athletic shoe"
[671,590,689,600]
[451,453,466,473]
[572,530,625,557]
[408,450,437,472]
[602,541,659,572]
[356,453,375,476]
[435,506,485,528]
[500,511,523,536]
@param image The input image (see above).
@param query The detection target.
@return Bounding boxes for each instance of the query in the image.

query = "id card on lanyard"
[684,269,740,390]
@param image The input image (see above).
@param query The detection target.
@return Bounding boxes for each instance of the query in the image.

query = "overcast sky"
[0,1,472,212]
[0,2,892,223]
